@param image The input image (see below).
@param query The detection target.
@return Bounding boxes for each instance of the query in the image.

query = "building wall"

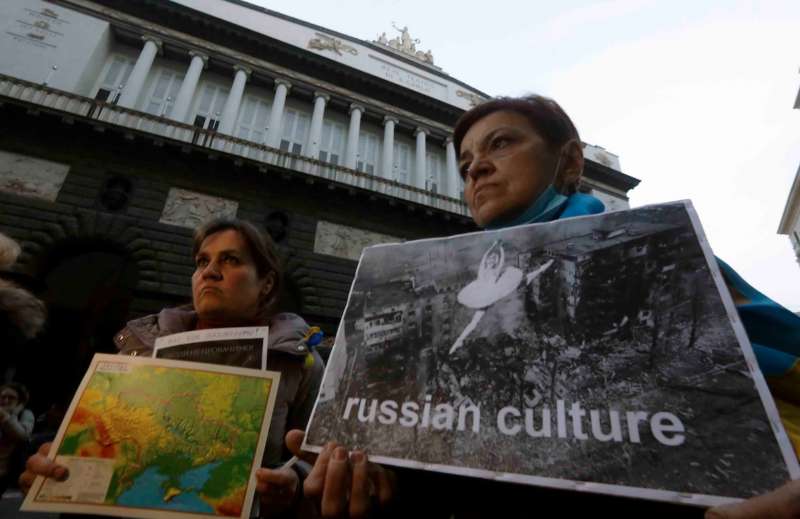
[0,105,471,330]
[779,164,800,265]
[166,0,484,111]
[0,1,634,208]
[0,0,110,92]
[590,188,629,212]
[790,224,800,262]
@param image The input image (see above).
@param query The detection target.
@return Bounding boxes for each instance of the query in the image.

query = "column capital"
[444,135,454,145]
[233,64,252,77]
[274,78,292,92]
[141,34,163,53]
[349,103,365,115]
[414,126,428,137]
[313,91,330,102]
[188,50,209,68]
[383,115,399,126]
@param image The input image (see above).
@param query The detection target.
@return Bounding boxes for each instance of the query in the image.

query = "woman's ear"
[260,272,276,299]
[555,140,584,194]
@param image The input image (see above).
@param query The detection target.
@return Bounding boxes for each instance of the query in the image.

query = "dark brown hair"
[192,218,282,316]
[453,94,582,194]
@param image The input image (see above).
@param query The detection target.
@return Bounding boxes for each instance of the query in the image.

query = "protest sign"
[305,201,798,507]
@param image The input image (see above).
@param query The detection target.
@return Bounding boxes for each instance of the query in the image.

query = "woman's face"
[191,229,272,324]
[0,388,20,411]
[459,110,557,227]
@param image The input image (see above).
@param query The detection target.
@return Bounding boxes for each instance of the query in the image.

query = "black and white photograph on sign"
[305,201,799,507]
[154,326,268,370]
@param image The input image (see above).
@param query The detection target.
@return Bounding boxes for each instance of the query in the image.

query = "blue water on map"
[117,461,222,512]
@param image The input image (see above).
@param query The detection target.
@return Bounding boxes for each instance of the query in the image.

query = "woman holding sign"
[20,218,325,517]
[451,94,800,517]
[288,95,800,518]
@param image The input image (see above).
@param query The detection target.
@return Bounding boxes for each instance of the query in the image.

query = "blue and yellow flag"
[719,258,800,457]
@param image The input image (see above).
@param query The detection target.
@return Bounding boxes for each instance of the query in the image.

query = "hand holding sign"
[286,429,395,518]
[705,480,800,519]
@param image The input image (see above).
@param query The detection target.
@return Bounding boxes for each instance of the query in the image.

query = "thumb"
[285,429,316,464]
[705,480,800,519]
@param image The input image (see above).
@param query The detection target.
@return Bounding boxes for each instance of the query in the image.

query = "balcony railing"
[0,73,468,217]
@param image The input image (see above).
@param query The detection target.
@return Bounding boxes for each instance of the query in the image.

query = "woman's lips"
[473,184,497,207]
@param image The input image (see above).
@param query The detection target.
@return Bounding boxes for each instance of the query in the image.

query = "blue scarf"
[484,185,605,229]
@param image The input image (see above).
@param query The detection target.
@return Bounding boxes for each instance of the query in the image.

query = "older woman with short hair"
[20,217,324,517]
[452,94,800,518]
[453,95,601,228]
[291,94,800,518]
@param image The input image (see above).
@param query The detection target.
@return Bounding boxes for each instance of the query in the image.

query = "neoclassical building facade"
[0,0,639,394]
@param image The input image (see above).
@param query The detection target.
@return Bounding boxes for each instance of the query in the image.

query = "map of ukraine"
[57,364,272,517]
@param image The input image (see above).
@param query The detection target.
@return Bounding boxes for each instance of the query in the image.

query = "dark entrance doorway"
[15,241,139,416]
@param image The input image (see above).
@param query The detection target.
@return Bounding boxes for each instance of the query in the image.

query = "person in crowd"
[19,218,325,517]
[0,383,34,496]
[0,232,46,382]
[284,94,800,518]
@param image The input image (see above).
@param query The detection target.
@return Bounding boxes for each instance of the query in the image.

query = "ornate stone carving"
[456,90,487,107]
[374,24,435,66]
[314,220,402,262]
[307,33,358,56]
[0,150,69,201]
[159,188,238,229]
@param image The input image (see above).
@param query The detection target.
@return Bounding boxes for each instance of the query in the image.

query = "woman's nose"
[201,261,222,279]
[467,158,492,180]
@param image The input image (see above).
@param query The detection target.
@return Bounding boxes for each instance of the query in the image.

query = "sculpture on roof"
[374,23,435,66]
[392,23,416,53]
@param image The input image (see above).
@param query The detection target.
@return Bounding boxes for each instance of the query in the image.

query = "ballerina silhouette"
[449,240,553,354]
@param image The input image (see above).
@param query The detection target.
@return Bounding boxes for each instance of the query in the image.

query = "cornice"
[52,0,459,134]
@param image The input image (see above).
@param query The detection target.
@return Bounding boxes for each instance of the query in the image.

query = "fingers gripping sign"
[255,465,300,513]
[19,442,69,496]
[286,429,396,518]
[705,479,800,519]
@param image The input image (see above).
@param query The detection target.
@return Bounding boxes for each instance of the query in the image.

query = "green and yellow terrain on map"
[57,364,272,517]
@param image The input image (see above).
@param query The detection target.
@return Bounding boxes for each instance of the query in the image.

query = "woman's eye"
[196,258,208,268]
[492,137,511,150]
[459,164,469,179]
[223,255,240,265]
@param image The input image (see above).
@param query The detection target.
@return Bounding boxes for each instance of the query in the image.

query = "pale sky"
[250,0,800,310]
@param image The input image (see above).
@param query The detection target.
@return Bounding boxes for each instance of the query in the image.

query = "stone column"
[381,116,398,179]
[344,103,364,169]
[414,127,428,189]
[445,136,459,198]
[266,79,292,147]
[218,65,251,135]
[305,91,329,159]
[171,50,207,123]
[117,35,162,109]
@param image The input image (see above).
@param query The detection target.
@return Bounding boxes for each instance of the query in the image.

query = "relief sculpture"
[0,151,69,201]
[159,188,238,229]
[307,33,358,56]
[314,220,402,261]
